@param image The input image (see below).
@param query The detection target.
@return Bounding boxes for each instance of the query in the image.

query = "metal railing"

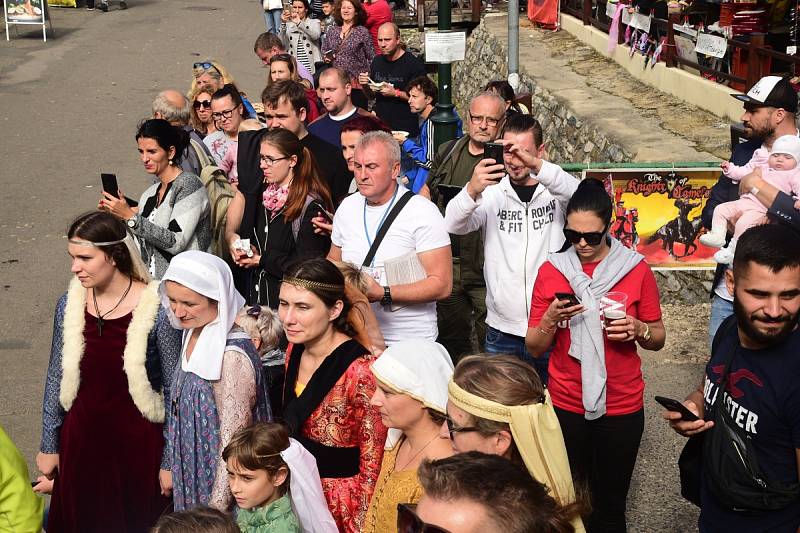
[561,0,800,90]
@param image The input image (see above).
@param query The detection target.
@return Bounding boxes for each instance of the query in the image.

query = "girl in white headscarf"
[160,251,272,511]
[363,340,455,533]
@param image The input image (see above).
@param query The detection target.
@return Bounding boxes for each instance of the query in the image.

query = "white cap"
[771,135,800,163]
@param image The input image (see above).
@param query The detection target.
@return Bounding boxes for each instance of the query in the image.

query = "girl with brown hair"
[227,128,334,308]
[278,258,387,533]
[266,53,321,122]
[222,422,337,533]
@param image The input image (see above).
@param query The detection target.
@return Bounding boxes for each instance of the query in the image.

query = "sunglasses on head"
[193,61,222,76]
[562,224,609,246]
[193,99,212,110]
[397,504,450,533]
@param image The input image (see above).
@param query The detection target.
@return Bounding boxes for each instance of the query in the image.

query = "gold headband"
[448,380,579,511]
[68,237,127,247]
[282,276,344,292]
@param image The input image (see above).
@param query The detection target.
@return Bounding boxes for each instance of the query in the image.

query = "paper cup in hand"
[392,130,409,143]
[600,292,628,330]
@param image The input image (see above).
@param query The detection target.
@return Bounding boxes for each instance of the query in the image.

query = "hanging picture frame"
[4,0,51,42]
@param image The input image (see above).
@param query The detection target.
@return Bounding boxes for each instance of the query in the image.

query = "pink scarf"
[608,4,625,54]
[262,183,290,213]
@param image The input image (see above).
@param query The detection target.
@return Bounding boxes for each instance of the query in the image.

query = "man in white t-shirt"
[328,131,452,345]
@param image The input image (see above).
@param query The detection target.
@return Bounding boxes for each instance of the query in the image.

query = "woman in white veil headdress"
[160,250,272,511]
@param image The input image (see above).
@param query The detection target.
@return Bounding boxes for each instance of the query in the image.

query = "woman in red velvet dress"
[278,258,387,533]
[38,212,181,533]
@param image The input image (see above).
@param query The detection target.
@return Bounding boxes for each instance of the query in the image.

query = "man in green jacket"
[427,92,506,361]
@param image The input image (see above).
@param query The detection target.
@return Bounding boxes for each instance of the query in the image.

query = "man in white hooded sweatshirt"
[444,114,579,382]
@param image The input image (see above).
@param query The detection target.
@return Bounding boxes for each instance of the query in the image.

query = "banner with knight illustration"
[583,167,720,269]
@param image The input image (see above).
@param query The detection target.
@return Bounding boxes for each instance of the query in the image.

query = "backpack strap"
[190,138,213,170]
[291,195,316,242]
[710,314,739,409]
[361,191,414,268]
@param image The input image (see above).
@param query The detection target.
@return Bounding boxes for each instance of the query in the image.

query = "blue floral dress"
[167,330,271,510]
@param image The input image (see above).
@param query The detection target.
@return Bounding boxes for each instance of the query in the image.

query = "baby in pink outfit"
[700,134,800,264]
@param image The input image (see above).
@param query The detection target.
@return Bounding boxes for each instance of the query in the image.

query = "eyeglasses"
[193,99,212,110]
[211,108,238,121]
[397,504,451,533]
[444,415,479,440]
[468,113,503,127]
[563,225,609,246]
[246,305,262,317]
[260,155,289,166]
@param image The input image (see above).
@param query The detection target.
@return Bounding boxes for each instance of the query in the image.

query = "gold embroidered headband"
[282,276,344,292]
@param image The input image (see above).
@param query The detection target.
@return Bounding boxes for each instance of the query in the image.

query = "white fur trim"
[59,278,87,411]
[123,281,165,422]
[59,279,165,422]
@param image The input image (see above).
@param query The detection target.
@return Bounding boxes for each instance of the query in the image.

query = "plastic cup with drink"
[600,292,628,332]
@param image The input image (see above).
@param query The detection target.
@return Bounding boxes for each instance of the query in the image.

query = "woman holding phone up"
[525,178,665,533]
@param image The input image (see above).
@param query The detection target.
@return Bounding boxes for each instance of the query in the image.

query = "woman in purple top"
[322,0,374,108]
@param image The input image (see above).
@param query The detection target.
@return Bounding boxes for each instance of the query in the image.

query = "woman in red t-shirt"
[525,178,665,533]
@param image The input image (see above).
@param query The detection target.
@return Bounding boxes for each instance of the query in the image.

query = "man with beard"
[702,76,799,345]
[665,223,800,532]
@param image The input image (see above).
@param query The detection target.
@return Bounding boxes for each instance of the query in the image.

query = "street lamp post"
[430,0,460,152]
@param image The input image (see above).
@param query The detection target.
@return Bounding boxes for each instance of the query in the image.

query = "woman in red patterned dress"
[278,258,387,533]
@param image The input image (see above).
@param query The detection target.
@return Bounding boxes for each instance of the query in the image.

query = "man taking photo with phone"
[665,223,800,531]
[444,113,578,381]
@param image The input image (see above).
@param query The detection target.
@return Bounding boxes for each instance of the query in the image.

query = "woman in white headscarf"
[159,251,272,511]
[362,340,455,533]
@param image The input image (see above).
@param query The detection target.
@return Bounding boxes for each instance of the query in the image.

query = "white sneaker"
[699,230,726,248]
[714,247,734,264]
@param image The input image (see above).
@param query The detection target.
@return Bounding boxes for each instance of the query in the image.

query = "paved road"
[0,0,267,467]
[0,4,704,530]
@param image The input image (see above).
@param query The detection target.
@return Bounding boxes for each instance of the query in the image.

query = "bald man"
[152,89,213,175]
[358,22,426,136]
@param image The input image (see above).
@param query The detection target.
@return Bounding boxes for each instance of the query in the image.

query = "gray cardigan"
[135,171,211,279]
[281,18,323,72]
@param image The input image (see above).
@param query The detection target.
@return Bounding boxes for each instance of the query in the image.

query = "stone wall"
[402,23,714,303]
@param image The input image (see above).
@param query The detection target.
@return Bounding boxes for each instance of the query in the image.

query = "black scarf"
[281,338,367,478]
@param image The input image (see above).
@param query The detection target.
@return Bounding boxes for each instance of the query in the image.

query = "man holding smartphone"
[444,113,579,381]
[665,224,800,531]
[426,92,506,362]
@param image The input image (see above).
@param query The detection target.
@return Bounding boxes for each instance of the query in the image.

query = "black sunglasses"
[563,224,609,246]
[193,99,212,110]
[193,61,222,76]
[444,415,479,440]
[397,503,451,533]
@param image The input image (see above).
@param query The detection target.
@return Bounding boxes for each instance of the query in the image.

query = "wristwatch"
[381,286,392,307]
[639,322,652,342]
[126,214,139,229]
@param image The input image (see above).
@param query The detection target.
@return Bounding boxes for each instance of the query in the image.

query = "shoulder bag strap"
[362,191,414,268]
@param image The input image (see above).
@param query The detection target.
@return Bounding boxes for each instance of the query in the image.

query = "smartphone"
[654,396,700,422]
[316,208,334,224]
[101,173,119,198]
[484,142,505,166]
[555,292,581,307]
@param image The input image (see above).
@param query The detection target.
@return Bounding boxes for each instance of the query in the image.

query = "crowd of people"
[2,4,800,530]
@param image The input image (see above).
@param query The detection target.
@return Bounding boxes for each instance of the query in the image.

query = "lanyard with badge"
[362,186,399,281]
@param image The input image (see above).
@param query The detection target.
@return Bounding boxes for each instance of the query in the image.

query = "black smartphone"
[555,292,581,307]
[101,173,119,198]
[654,396,700,422]
[483,142,505,166]
[316,208,333,224]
